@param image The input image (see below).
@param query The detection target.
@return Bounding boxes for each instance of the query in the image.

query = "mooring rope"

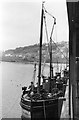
[43,100,46,120]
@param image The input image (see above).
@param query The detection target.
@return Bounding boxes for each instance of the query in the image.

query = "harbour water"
[0,62,67,118]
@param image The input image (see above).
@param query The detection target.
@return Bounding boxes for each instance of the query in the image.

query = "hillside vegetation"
[1,41,69,63]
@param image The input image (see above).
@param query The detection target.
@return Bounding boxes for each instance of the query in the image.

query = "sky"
[0,0,69,51]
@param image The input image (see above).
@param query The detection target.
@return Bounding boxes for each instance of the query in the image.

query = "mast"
[50,37,53,79]
[50,18,56,79]
[49,18,56,92]
[38,2,44,93]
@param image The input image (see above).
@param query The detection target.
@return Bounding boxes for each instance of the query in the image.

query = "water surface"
[0,62,66,118]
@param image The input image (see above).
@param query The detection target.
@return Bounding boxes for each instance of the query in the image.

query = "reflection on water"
[0,62,66,118]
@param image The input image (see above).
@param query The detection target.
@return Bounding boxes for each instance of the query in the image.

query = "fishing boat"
[20,2,68,120]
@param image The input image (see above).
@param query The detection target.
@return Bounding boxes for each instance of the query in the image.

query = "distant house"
[5,54,12,57]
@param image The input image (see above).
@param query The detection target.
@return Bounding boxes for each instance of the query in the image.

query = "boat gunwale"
[20,99,58,109]
[21,96,65,102]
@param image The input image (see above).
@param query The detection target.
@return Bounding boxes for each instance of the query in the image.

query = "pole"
[49,20,56,92]
[38,2,44,93]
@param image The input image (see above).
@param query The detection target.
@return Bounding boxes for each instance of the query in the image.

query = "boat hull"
[20,98,64,120]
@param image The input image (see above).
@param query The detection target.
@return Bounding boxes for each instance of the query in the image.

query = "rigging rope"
[41,12,50,76]
[41,9,56,76]
[51,39,69,62]
[41,6,68,77]
[44,7,69,62]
